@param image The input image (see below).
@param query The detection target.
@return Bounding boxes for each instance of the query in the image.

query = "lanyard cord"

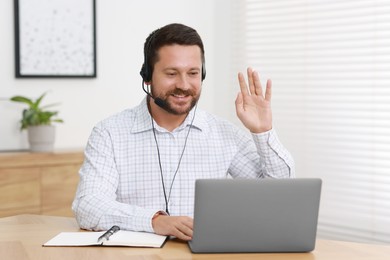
[150,105,197,215]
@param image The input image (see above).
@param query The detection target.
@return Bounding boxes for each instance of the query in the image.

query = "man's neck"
[148,99,188,132]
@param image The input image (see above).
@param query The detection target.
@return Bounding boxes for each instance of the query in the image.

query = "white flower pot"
[27,125,56,152]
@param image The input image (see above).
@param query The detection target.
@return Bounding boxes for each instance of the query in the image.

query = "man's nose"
[176,74,190,90]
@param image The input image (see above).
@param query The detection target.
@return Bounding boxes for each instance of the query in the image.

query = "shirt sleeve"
[72,125,159,233]
[229,128,295,179]
[252,128,295,178]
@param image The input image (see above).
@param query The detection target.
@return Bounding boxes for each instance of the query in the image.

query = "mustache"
[166,88,195,96]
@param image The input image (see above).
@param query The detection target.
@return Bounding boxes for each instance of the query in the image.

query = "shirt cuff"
[251,128,274,154]
[251,128,295,178]
[134,208,163,233]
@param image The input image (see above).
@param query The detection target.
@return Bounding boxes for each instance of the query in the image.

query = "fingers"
[265,79,272,102]
[173,218,193,241]
[153,216,194,241]
[252,70,263,97]
[247,67,255,95]
[235,92,244,114]
[238,68,271,100]
[238,72,249,96]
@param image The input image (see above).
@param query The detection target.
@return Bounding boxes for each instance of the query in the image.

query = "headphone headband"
[140,29,206,82]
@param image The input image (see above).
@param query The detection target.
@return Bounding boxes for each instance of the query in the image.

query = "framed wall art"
[14,0,97,78]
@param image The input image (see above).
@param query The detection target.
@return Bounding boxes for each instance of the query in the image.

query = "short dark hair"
[140,23,206,82]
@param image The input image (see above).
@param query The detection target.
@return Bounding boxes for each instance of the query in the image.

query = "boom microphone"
[142,81,168,109]
[153,97,167,109]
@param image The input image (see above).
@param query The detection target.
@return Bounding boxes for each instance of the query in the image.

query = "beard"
[155,88,200,115]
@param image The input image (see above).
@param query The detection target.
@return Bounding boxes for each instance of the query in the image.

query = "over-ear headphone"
[139,29,206,82]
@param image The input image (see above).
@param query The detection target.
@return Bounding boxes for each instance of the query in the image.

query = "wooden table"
[1,214,390,260]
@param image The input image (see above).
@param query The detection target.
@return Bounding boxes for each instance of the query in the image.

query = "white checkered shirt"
[72,98,295,232]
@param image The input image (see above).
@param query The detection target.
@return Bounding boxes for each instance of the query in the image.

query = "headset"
[139,28,206,84]
[140,27,202,215]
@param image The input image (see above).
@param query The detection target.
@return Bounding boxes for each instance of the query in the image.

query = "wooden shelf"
[0,151,84,217]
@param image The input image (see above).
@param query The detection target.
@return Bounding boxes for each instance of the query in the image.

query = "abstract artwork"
[14,0,96,78]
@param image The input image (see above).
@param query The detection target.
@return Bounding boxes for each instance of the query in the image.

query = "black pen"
[97,225,120,243]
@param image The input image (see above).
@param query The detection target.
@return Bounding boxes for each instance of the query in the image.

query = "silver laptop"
[188,178,322,253]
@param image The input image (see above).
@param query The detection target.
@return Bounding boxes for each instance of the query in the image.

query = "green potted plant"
[10,92,63,152]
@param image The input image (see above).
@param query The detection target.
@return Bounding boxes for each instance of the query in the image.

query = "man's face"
[150,44,203,115]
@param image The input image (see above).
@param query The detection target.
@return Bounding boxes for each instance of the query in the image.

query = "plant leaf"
[33,92,47,110]
[10,96,34,107]
[41,102,61,109]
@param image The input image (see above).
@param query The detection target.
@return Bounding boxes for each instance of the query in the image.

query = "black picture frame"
[14,0,97,78]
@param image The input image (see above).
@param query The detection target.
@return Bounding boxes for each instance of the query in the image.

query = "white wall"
[0,0,235,151]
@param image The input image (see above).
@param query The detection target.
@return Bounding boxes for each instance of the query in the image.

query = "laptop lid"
[188,178,322,253]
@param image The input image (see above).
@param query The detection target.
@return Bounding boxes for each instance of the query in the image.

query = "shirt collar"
[130,97,206,133]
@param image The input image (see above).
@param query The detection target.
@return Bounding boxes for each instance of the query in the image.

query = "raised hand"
[235,67,273,133]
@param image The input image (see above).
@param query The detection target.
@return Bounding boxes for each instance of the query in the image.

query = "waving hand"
[235,68,273,133]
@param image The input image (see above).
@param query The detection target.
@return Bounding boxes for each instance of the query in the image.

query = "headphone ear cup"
[201,63,206,81]
[140,63,151,82]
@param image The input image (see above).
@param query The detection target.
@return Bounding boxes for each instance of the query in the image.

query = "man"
[72,23,294,241]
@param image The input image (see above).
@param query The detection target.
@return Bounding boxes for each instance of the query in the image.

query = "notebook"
[188,178,322,253]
